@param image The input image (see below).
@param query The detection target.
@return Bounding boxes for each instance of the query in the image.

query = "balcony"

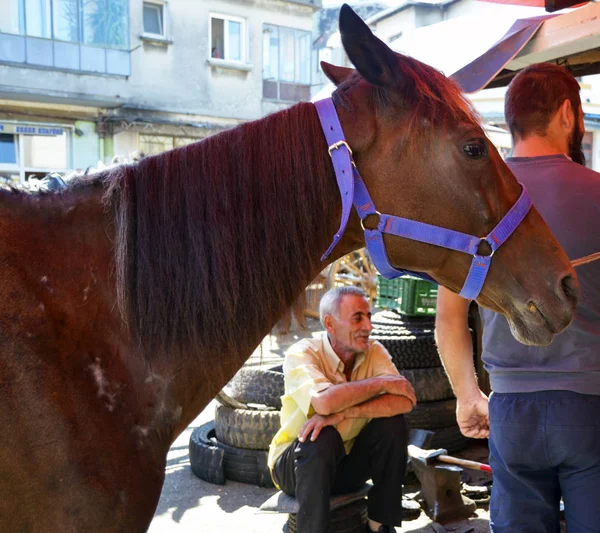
[283,0,323,8]
[0,32,130,76]
[0,0,130,76]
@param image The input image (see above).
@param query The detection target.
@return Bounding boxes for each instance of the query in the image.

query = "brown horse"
[0,5,578,533]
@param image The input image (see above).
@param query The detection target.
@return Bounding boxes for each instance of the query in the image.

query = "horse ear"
[339,3,400,89]
[321,62,353,86]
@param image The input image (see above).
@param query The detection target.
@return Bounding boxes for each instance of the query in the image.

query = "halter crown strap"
[315,97,532,300]
[314,98,355,261]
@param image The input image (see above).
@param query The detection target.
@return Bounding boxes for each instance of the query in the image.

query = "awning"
[453,2,600,91]
[313,2,600,98]
[391,4,552,76]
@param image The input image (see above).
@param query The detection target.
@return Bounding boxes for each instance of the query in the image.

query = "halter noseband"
[315,97,532,301]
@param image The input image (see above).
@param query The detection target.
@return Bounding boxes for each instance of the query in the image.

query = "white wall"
[374,8,416,42]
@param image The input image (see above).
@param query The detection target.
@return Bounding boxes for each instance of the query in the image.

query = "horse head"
[325,4,579,346]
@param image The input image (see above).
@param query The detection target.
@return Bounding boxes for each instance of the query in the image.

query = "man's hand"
[298,412,345,443]
[456,391,489,438]
[379,375,417,405]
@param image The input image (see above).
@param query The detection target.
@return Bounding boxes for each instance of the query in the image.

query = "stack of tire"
[189,368,283,488]
[370,309,471,453]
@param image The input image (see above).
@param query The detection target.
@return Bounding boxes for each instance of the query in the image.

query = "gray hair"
[319,286,368,326]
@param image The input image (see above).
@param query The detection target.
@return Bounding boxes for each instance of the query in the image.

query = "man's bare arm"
[311,375,416,416]
[435,287,480,398]
[344,393,413,419]
[435,286,489,438]
[299,394,412,442]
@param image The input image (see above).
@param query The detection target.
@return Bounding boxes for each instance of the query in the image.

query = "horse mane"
[99,102,337,359]
[395,55,477,125]
[334,54,479,143]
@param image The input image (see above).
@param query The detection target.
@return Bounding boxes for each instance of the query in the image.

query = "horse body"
[0,191,165,531]
[0,5,579,532]
[0,104,356,532]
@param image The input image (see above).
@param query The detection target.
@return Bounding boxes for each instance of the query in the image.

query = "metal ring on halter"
[475,237,495,258]
[360,211,382,232]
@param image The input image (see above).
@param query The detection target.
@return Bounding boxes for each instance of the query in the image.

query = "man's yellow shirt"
[267,335,400,473]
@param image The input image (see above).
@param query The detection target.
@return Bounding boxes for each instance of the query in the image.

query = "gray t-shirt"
[480,155,600,395]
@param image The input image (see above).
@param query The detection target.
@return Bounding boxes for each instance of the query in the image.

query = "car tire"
[214,404,280,450]
[189,421,226,485]
[228,368,285,409]
[401,367,454,402]
[405,398,457,429]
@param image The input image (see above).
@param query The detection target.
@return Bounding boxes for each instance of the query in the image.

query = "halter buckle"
[328,140,353,156]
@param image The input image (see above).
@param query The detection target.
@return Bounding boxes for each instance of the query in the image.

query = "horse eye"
[463,140,487,159]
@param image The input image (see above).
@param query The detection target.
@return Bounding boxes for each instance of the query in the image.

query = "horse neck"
[116,102,358,440]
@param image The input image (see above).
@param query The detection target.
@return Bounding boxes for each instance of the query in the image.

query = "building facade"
[0,0,320,184]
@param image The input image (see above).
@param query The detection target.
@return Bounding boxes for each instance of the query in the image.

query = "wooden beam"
[509,2,600,68]
[545,0,586,12]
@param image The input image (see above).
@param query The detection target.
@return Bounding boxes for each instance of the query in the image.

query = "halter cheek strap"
[314,97,532,301]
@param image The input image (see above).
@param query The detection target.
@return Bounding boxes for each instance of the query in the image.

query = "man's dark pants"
[489,391,600,533]
[272,414,408,533]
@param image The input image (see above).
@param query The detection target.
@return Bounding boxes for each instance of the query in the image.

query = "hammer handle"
[438,454,492,473]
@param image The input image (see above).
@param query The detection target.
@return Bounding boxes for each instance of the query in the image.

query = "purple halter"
[315,97,532,301]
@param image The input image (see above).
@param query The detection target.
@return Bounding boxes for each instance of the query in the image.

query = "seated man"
[268,286,416,533]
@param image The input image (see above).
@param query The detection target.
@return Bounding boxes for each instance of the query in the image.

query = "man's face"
[569,104,586,165]
[328,294,373,354]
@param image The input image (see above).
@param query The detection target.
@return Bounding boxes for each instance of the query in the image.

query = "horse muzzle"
[507,272,580,346]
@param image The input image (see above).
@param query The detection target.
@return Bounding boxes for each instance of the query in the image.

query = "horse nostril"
[561,274,581,307]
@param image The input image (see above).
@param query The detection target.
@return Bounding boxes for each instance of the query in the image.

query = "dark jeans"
[272,415,408,533]
[489,391,600,533]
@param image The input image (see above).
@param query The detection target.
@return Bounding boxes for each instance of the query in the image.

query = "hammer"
[408,444,492,473]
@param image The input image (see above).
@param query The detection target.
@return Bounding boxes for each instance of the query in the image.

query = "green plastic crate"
[376,275,438,316]
[376,276,403,309]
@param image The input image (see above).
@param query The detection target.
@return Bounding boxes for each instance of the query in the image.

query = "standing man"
[435,63,600,532]
[268,286,416,533]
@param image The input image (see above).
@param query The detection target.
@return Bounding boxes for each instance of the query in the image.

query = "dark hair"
[505,63,581,140]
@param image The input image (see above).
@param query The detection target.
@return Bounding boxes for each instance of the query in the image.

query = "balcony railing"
[0,32,130,77]
[283,0,323,7]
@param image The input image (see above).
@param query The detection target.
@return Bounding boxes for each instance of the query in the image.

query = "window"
[0,0,130,75]
[82,0,128,48]
[0,134,18,164]
[52,0,79,42]
[143,2,164,37]
[210,14,245,62]
[174,137,196,148]
[1,0,23,34]
[1,0,128,47]
[140,135,173,156]
[25,0,51,38]
[23,134,68,169]
[0,123,71,184]
[262,24,311,102]
[139,135,197,156]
